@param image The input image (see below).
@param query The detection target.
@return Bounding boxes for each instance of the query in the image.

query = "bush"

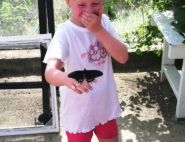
[123,22,163,56]
[172,0,185,33]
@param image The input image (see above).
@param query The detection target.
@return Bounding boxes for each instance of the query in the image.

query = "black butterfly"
[68,69,103,83]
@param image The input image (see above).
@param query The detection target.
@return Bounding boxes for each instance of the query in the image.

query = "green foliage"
[103,0,120,20]
[172,0,185,33]
[119,0,173,55]
[0,0,38,36]
[152,0,173,11]
[103,0,174,55]
[124,0,149,8]
[124,21,163,56]
[54,0,71,25]
[1,0,180,54]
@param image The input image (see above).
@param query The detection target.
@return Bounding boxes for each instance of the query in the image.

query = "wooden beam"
[0,82,43,89]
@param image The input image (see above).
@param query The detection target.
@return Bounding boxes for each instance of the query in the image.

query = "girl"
[43,0,128,141]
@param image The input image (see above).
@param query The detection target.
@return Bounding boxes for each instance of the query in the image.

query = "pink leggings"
[66,119,118,142]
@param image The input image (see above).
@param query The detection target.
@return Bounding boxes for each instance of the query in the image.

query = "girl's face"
[67,0,103,26]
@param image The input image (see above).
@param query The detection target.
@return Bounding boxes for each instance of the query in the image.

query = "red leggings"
[66,119,118,142]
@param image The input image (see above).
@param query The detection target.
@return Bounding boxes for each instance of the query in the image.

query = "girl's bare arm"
[81,12,128,64]
[95,28,128,64]
[44,59,92,94]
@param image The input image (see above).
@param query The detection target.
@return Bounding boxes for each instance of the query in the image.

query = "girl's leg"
[66,130,93,142]
[94,119,119,142]
[98,137,118,142]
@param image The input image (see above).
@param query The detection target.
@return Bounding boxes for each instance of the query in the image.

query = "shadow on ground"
[118,71,185,142]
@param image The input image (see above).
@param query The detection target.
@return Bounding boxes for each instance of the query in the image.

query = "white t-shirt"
[43,14,124,133]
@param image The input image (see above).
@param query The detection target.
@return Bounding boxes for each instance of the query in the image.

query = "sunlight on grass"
[112,9,147,37]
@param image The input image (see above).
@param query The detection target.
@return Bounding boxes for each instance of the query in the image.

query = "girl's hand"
[64,77,93,94]
[80,12,102,33]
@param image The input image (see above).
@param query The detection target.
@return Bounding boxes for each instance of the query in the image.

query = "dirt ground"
[1,49,185,142]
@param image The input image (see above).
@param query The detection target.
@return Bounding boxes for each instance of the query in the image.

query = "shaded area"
[128,72,176,118]
[0,58,41,78]
[113,51,162,73]
[118,71,185,142]
[119,115,185,142]
[113,51,183,73]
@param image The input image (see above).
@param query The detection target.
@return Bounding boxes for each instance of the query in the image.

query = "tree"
[0,0,38,36]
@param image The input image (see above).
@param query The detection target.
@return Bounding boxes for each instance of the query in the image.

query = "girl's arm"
[95,28,128,64]
[81,13,128,64]
[45,59,68,86]
[44,59,93,94]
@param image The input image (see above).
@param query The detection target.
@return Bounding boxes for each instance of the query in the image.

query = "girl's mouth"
[80,11,99,16]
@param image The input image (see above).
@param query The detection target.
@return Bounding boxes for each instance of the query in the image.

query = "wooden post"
[38,0,47,34]
[46,0,55,36]
[38,0,55,124]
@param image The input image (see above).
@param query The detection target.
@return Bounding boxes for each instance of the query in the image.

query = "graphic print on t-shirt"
[81,41,107,66]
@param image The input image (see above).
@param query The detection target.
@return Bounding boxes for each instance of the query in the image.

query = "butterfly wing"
[68,70,84,83]
[85,70,103,82]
